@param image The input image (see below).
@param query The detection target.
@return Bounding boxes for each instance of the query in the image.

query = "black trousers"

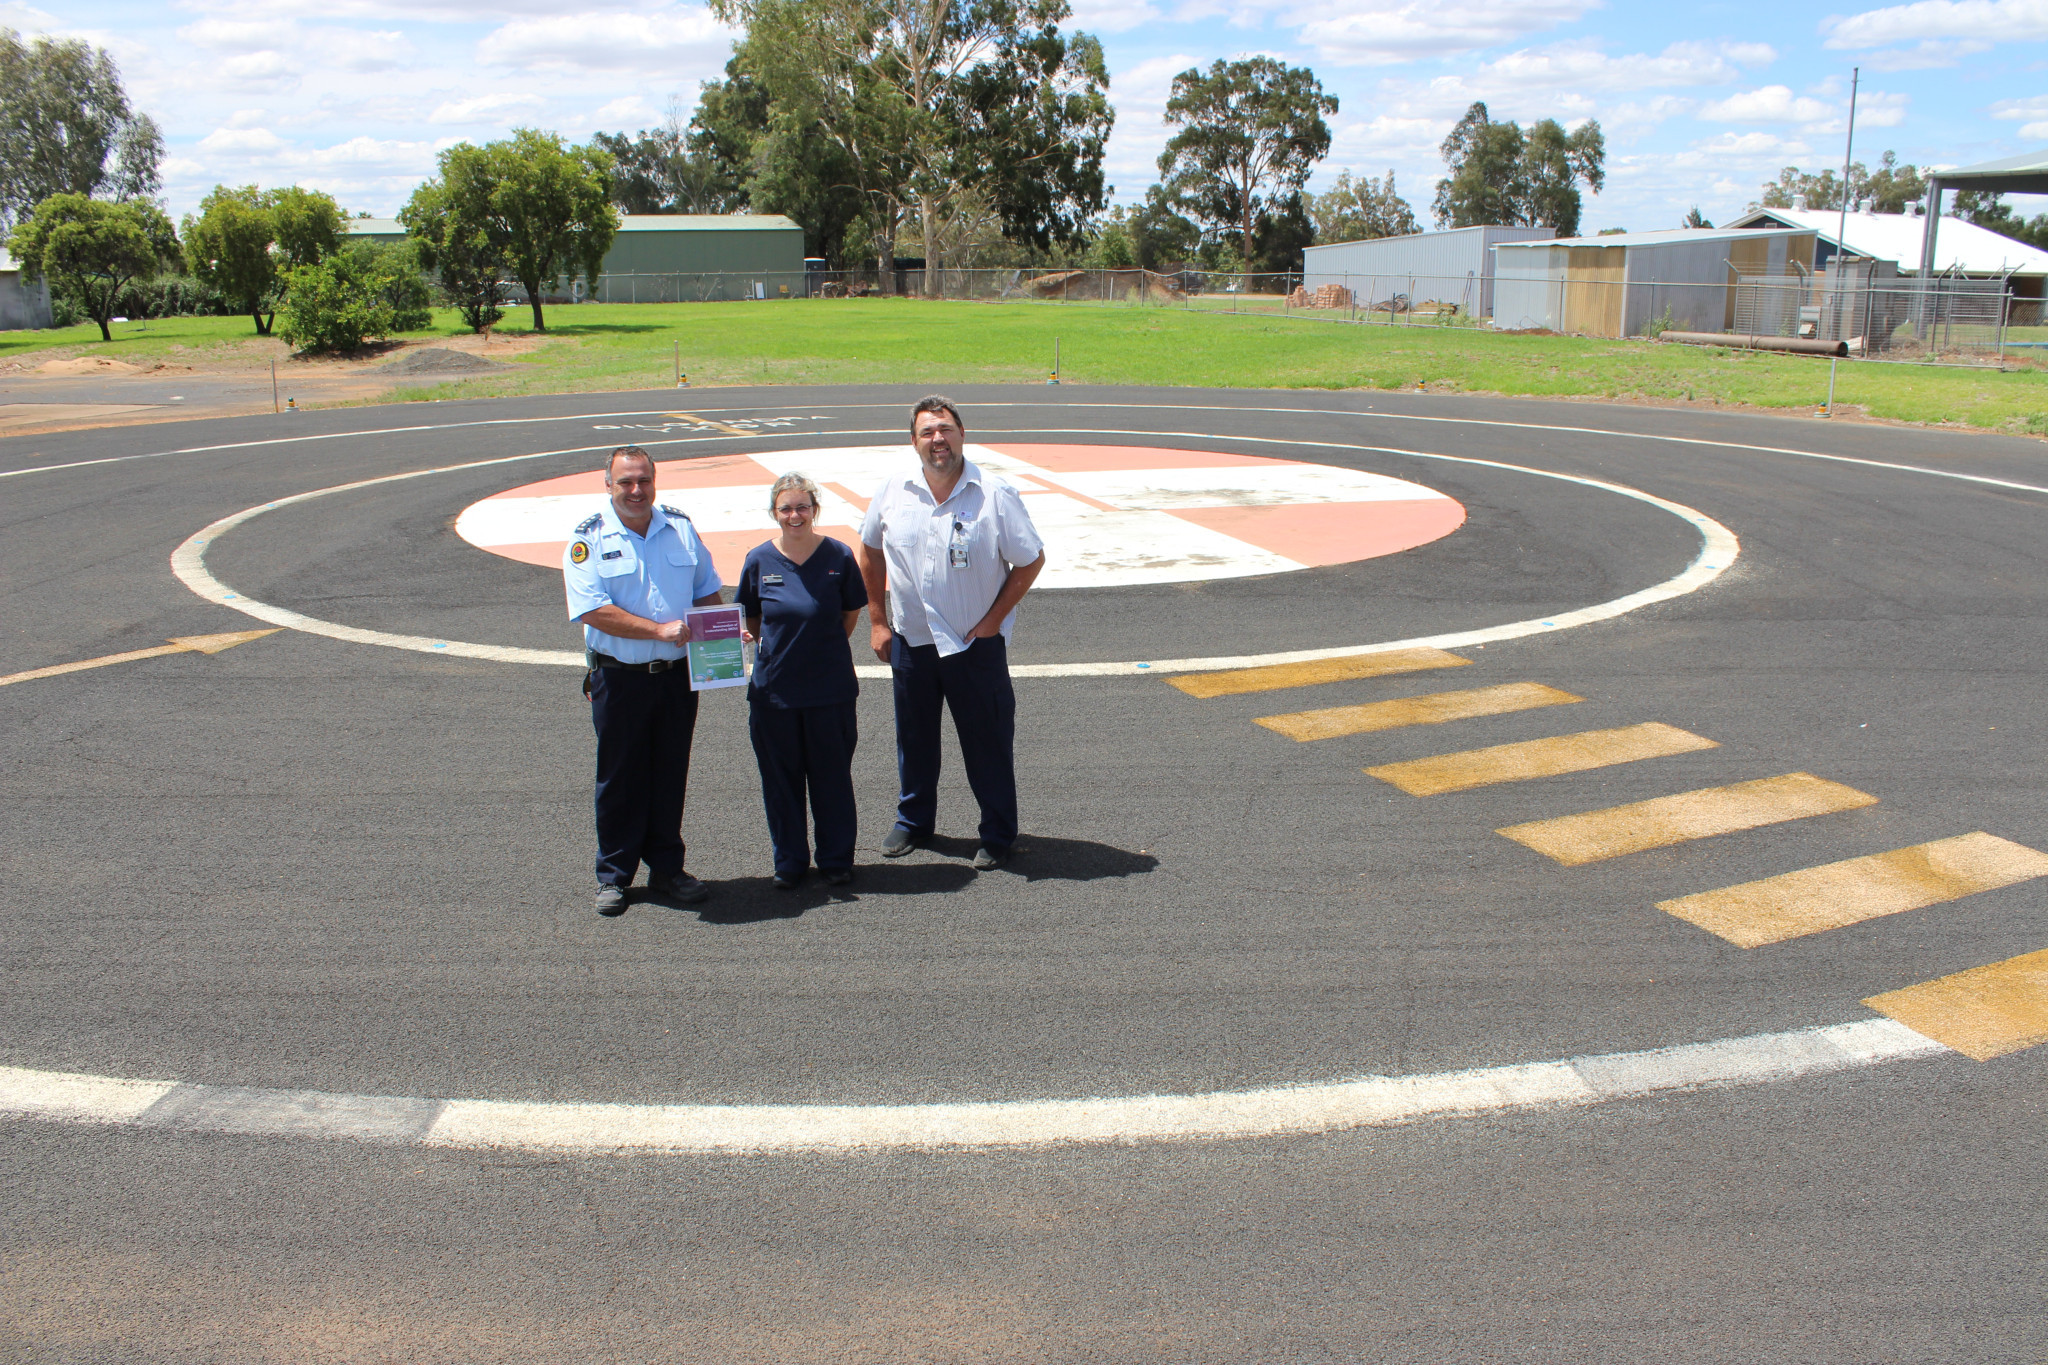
[749,698,859,877]
[590,666,699,888]
[890,635,1017,852]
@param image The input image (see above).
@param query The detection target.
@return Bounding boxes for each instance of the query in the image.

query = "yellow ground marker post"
[1498,772,1877,866]
[0,630,281,688]
[1257,682,1581,741]
[1659,832,2048,949]
[1865,947,2048,1061]
[1169,647,1470,699]
[1366,722,1717,797]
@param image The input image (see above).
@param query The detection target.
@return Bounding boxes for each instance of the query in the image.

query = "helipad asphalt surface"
[2,384,2043,1361]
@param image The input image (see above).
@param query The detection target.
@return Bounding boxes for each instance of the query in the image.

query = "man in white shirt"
[858,397,1047,870]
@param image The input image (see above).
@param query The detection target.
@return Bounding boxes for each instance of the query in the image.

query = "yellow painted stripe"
[0,632,278,687]
[1257,682,1580,741]
[1498,772,1877,866]
[1864,947,2048,1061]
[1366,722,1716,797]
[1659,832,2048,949]
[1169,647,1470,698]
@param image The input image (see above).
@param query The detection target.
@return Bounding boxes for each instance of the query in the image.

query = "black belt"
[588,651,679,674]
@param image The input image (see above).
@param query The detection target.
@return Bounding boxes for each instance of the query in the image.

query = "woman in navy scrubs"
[735,472,870,888]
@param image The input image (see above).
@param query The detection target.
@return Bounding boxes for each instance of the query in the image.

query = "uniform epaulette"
[659,504,691,522]
[573,512,602,534]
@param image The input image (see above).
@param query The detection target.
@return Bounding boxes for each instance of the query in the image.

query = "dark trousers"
[590,666,699,888]
[891,635,1017,852]
[749,699,859,877]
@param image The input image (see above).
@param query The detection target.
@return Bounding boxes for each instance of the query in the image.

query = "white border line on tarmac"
[16,398,2048,495]
[0,1018,1946,1153]
[170,427,1741,678]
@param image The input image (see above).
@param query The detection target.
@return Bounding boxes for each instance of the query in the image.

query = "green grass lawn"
[6,300,2043,435]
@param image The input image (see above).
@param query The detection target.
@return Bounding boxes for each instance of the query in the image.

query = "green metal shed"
[346,213,808,301]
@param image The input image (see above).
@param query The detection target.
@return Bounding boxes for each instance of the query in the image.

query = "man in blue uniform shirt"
[858,397,1046,871]
[564,445,727,916]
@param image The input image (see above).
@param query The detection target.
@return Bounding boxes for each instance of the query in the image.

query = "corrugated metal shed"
[1491,227,1815,337]
[0,248,54,331]
[1302,225,1553,317]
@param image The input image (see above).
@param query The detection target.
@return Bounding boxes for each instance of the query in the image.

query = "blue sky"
[10,0,2046,234]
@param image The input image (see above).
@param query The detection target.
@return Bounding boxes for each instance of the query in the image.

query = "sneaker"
[771,868,803,890]
[822,868,853,887]
[971,846,1009,871]
[880,827,924,858]
[595,884,628,917]
[650,870,711,904]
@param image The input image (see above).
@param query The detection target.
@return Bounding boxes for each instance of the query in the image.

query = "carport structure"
[1920,148,2048,290]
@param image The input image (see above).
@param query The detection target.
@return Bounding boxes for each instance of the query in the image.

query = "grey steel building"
[1302,225,1555,318]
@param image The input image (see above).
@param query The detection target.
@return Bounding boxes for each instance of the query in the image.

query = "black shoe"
[880,827,924,857]
[771,868,803,890]
[650,870,711,904]
[822,867,853,887]
[595,885,628,917]
[971,846,1009,871]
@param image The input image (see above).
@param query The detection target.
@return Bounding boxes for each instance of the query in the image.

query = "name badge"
[949,519,970,569]
[762,573,784,585]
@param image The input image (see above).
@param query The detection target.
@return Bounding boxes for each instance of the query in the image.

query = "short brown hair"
[910,395,963,435]
[604,445,655,477]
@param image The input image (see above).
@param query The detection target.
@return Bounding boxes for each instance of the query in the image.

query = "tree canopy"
[594,98,748,215]
[701,0,1112,291]
[402,130,618,332]
[181,184,344,335]
[1433,102,1603,238]
[1156,57,1335,265]
[1309,169,1419,245]
[0,28,162,228]
[1757,151,1925,215]
[7,192,178,340]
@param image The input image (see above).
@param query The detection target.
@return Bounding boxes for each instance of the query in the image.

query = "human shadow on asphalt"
[911,833,1160,883]
[687,861,981,924]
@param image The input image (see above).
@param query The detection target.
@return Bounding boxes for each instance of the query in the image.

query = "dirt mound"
[37,356,142,375]
[377,347,518,377]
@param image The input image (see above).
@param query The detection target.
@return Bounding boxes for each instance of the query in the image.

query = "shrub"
[276,254,393,352]
[346,240,434,332]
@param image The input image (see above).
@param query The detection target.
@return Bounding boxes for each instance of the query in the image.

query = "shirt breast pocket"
[597,552,638,578]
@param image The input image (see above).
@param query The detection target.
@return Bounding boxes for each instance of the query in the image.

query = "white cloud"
[1292,0,1602,65]
[591,95,657,125]
[0,0,61,28]
[476,8,733,74]
[313,27,414,71]
[2023,121,2048,137]
[429,92,546,123]
[177,17,298,50]
[1990,94,2048,120]
[219,50,300,91]
[1855,37,1992,68]
[1470,40,1776,95]
[1698,85,1836,123]
[1822,0,2048,49]
[198,126,289,154]
[1068,0,1164,35]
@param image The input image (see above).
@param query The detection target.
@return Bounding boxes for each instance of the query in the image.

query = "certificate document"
[683,605,748,690]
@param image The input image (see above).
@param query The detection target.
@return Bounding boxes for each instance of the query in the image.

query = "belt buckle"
[648,658,673,674]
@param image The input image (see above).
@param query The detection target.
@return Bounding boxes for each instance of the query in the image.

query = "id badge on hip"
[948,518,970,569]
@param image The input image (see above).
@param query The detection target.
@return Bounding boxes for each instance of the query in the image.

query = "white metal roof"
[1727,207,2048,275]
[1493,227,1807,251]
[0,248,17,272]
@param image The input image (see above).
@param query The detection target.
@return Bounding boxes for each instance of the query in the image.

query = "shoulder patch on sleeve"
[659,504,690,522]
[569,540,590,565]
[573,513,602,534]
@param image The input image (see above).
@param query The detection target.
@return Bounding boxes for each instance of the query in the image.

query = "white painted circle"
[170,428,1739,676]
[455,442,1467,589]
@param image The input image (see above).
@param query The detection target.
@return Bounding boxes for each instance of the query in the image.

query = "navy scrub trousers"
[749,701,859,878]
[589,663,698,888]
[890,633,1018,853]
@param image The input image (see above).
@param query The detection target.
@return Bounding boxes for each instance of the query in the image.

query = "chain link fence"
[517,265,2040,367]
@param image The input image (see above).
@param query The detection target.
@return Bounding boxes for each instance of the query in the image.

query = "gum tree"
[7,192,178,340]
